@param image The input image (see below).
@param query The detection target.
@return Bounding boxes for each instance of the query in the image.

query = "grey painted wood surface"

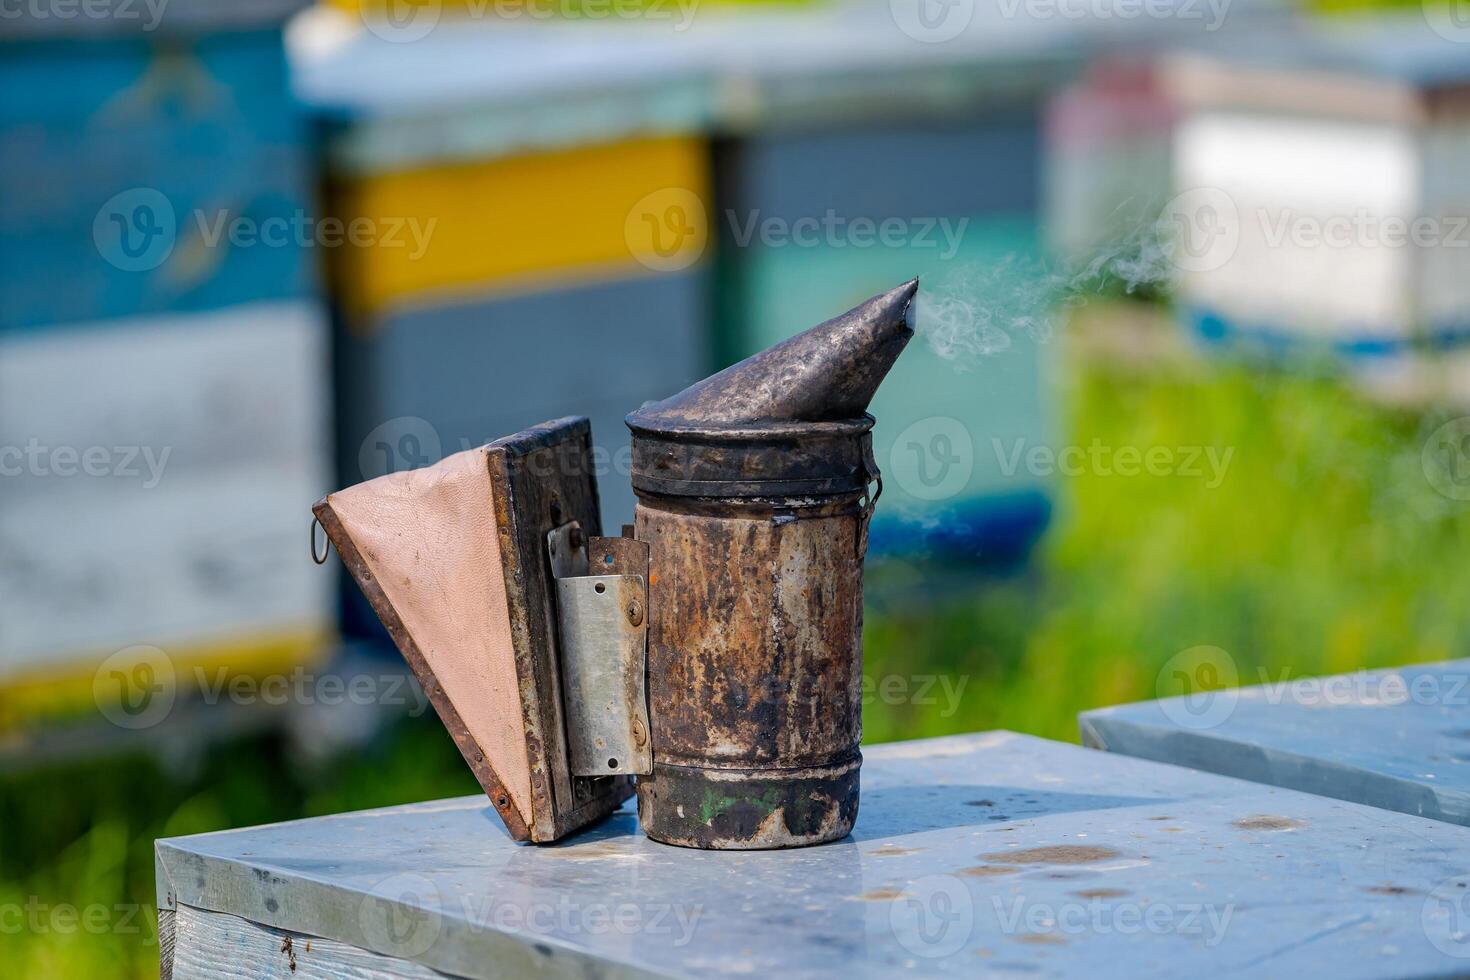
[157,731,1470,978]
[171,904,451,980]
[1080,659,1470,827]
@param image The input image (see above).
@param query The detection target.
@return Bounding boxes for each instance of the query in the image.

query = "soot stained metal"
[313,279,917,849]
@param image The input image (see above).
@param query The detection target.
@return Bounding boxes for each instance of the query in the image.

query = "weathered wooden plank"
[171,904,455,979]
[1081,659,1470,827]
[485,418,634,840]
[157,732,1470,978]
[158,907,175,980]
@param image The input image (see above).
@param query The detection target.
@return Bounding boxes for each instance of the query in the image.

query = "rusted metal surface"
[635,493,867,847]
[627,280,916,848]
[628,418,875,498]
[638,495,865,767]
[636,754,861,850]
[545,520,589,579]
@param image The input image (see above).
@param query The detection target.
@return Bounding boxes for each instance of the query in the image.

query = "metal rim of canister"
[626,414,876,498]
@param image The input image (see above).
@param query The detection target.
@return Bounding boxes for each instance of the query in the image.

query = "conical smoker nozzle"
[629,278,918,429]
[626,278,919,498]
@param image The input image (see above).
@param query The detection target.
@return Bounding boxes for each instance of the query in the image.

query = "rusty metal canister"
[626,280,917,849]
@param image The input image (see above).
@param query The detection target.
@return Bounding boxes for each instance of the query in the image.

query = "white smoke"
[912,217,1180,369]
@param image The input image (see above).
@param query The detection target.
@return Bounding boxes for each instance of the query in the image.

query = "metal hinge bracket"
[547,521,652,778]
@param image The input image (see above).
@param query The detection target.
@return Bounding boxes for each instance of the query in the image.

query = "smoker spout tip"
[895,276,920,334]
[869,277,919,338]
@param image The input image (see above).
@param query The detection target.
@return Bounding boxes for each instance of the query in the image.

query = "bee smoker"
[313,279,917,850]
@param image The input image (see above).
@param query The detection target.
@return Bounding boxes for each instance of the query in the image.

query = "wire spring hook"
[311,516,331,565]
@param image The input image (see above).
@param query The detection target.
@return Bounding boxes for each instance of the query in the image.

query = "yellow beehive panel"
[0,627,331,733]
[328,135,710,317]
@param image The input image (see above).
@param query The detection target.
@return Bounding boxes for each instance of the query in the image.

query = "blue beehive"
[0,28,315,331]
[0,10,333,728]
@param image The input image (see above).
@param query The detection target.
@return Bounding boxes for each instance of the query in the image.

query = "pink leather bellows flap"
[312,418,632,843]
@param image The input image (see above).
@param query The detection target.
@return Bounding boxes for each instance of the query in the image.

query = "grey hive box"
[335,273,708,534]
[333,274,708,642]
[157,731,1470,978]
[1081,660,1470,829]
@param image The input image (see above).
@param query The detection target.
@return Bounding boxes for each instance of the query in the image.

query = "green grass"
[7,331,1469,976]
[865,344,1470,743]
[0,721,482,978]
